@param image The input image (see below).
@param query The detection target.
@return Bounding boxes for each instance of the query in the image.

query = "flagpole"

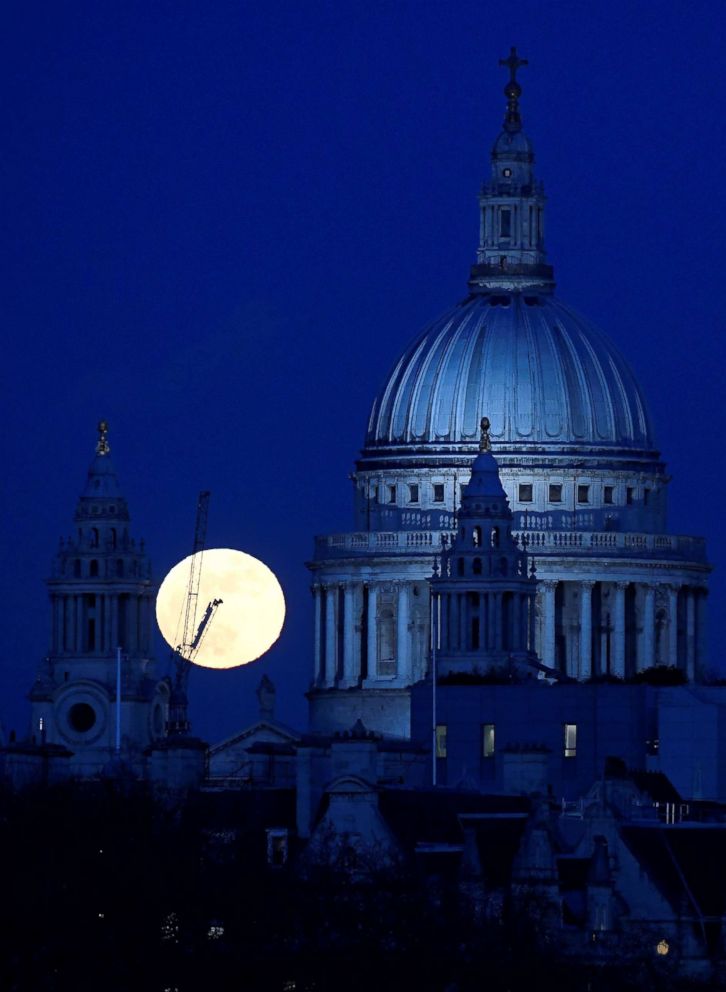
[115,645,122,755]
[432,592,439,787]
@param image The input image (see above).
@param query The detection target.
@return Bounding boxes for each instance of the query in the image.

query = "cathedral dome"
[365,292,654,455]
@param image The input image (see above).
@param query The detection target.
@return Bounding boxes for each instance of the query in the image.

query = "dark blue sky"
[2,1,725,742]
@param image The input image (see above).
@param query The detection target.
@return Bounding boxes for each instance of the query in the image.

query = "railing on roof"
[314,529,708,562]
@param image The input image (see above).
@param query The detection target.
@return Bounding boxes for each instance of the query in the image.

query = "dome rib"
[364,295,656,453]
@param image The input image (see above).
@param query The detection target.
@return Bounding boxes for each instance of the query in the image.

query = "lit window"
[604,486,614,504]
[564,723,577,758]
[433,483,445,503]
[549,484,562,503]
[519,484,533,503]
[577,485,590,504]
[388,484,397,504]
[482,724,495,758]
[502,167,512,178]
[408,483,419,504]
[626,487,634,505]
[435,724,447,758]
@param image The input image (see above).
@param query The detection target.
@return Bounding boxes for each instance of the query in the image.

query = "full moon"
[156,548,285,669]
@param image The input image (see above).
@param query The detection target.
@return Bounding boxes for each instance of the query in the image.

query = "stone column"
[494,592,503,651]
[50,596,59,653]
[642,584,656,671]
[325,585,338,685]
[612,582,627,678]
[101,594,108,653]
[695,588,708,677]
[450,591,459,651]
[686,588,696,682]
[366,584,378,678]
[396,582,410,683]
[75,595,84,654]
[579,581,595,680]
[542,580,557,669]
[511,593,520,652]
[110,594,118,652]
[312,585,323,684]
[64,596,72,653]
[459,592,467,651]
[342,583,358,686]
[667,584,679,668]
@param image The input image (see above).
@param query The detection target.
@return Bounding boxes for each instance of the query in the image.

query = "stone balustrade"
[315,529,707,563]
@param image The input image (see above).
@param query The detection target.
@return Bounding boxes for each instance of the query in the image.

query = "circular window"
[68,702,96,733]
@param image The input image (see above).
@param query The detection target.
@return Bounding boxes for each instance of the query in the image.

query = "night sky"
[2,1,725,744]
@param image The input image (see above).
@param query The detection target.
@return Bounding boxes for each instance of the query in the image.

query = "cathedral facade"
[308,50,710,738]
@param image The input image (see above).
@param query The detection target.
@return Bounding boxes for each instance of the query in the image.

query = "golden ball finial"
[96,420,110,456]
[479,416,491,452]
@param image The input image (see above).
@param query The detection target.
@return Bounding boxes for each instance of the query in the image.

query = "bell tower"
[30,422,169,777]
[431,418,540,678]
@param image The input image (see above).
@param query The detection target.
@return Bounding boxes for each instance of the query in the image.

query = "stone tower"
[29,422,169,777]
[431,418,539,679]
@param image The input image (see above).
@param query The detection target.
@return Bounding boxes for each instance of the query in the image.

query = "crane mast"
[166,491,222,737]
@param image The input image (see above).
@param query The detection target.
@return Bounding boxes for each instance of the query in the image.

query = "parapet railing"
[314,529,707,562]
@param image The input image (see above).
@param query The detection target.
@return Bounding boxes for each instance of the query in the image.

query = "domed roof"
[365,293,654,453]
[492,128,533,158]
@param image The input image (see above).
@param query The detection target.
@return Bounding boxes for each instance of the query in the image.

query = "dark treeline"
[0,783,695,992]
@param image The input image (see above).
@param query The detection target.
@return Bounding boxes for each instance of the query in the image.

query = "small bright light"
[98,912,105,919]
[156,548,285,669]
[207,924,224,940]
[161,912,180,942]
[657,939,669,956]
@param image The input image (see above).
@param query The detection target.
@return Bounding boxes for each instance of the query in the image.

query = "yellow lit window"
[564,723,577,758]
[435,724,447,759]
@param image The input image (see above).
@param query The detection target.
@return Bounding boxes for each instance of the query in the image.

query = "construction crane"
[166,491,223,736]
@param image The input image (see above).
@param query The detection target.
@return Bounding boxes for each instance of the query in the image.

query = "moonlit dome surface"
[365,293,655,453]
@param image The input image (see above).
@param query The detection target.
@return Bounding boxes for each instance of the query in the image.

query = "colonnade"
[312,582,418,687]
[539,579,707,680]
[312,577,708,688]
[51,592,153,656]
[439,590,532,655]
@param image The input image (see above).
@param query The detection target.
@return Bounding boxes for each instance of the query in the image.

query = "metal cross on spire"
[499,46,528,84]
[499,47,528,133]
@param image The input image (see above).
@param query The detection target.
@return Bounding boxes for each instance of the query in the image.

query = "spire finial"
[479,416,491,452]
[96,420,110,456]
[499,46,528,133]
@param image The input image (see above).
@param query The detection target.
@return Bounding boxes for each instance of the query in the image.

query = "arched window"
[499,557,509,576]
[89,560,99,577]
[473,558,482,575]
[74,559,82,578]
[90,528,99,548]
[110,528,117,550]
[457,558,465,577]
[490,527,500,548]
[117,559,124,577]
[473,526,482,547]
